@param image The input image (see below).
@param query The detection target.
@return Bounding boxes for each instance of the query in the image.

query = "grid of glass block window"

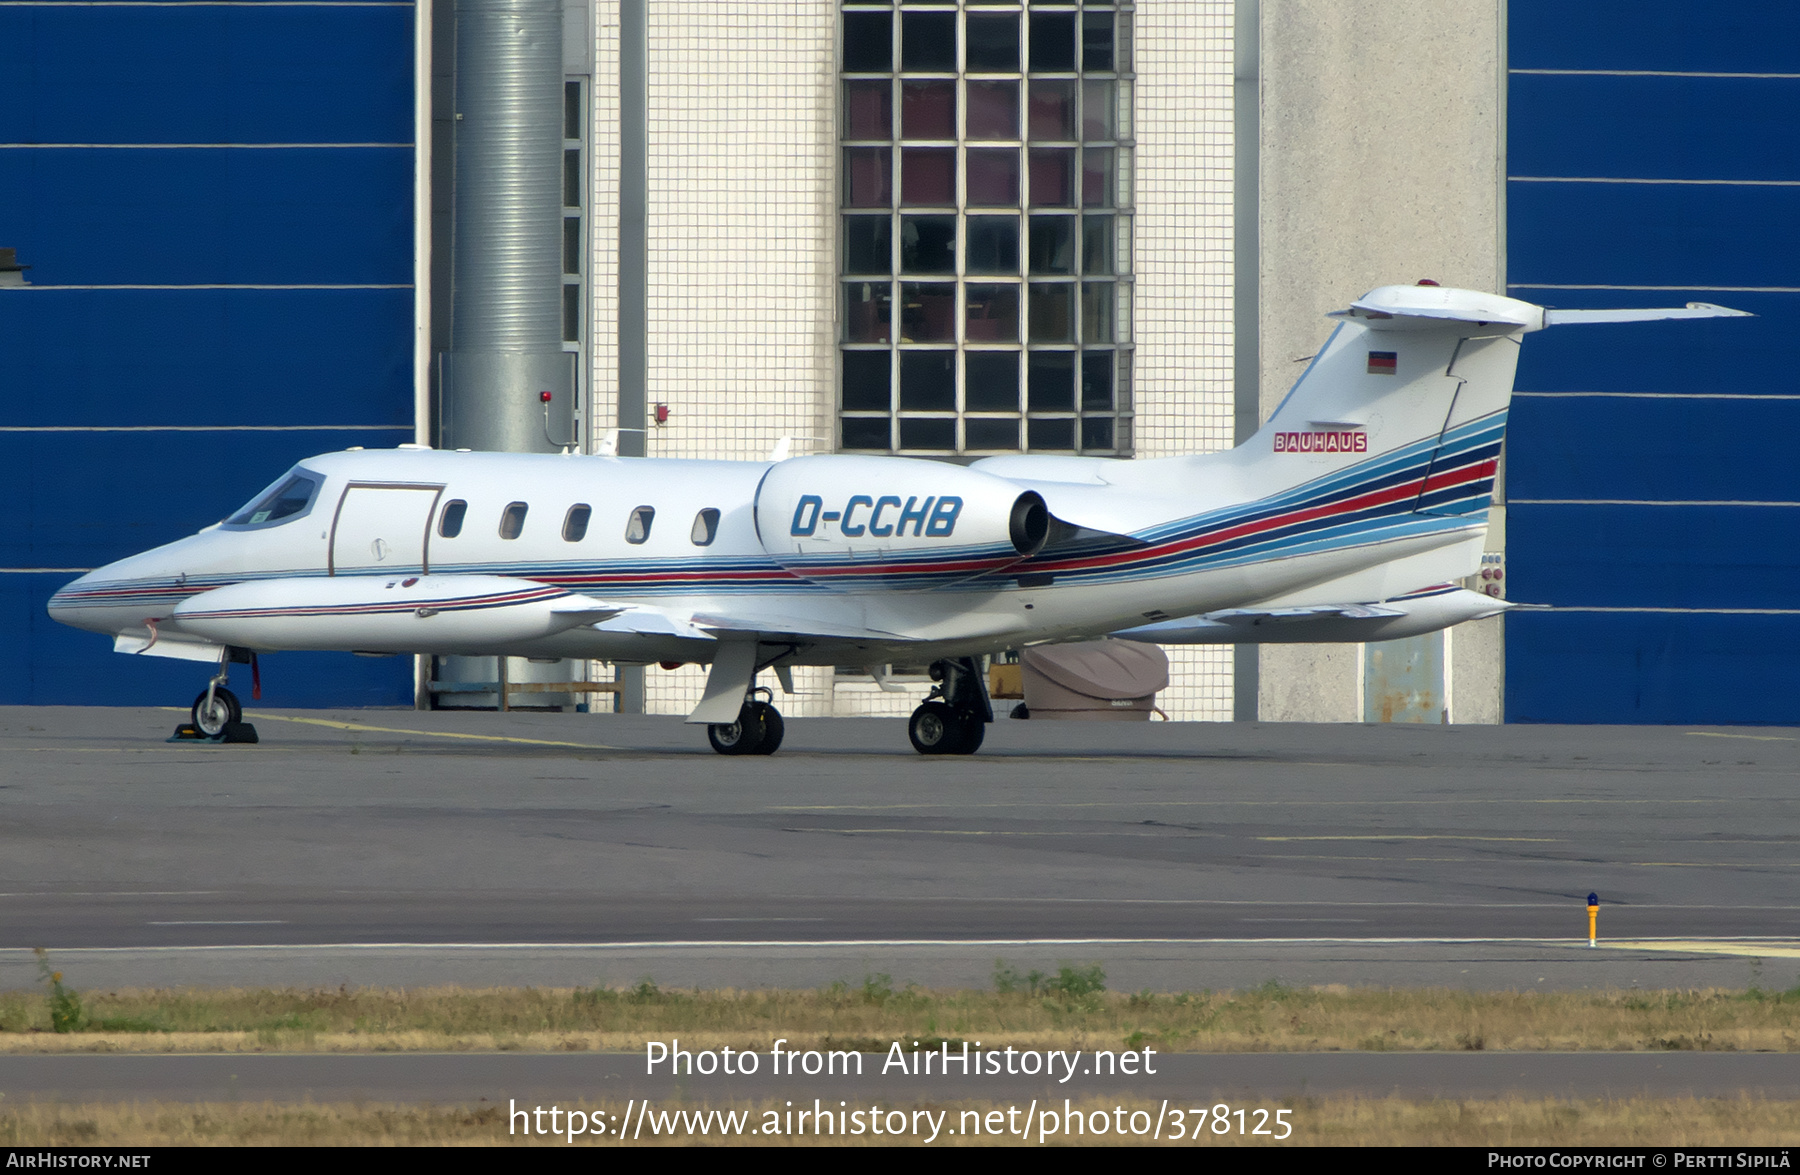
[839,1,1134,456]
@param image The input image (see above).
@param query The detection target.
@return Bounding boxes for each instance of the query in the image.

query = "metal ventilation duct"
[436,0,572,712]
[443,0,568,453]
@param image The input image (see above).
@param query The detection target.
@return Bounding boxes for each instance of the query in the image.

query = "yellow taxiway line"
[232,711,618,751]
[1603,940,1800,959]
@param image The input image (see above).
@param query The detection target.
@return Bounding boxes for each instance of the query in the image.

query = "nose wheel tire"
[707,701,784,756]
[908,702,983,755]
[191,687,242,738]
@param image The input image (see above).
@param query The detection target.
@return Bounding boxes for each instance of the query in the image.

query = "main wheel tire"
[707,708,767,755]
[909,703,981,755]
[748,701,784,755]
[191,687,241,738]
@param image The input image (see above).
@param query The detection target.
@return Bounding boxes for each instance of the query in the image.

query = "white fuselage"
[48,443,1488,667]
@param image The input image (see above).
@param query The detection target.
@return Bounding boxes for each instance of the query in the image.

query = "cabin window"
[690,507,720,546]
[438,500,467,538]
[625,506,655,544]
[224,469,325,529]
[563,503,591,542]
[499,501,529,540]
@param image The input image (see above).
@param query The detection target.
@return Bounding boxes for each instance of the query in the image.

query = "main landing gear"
[707,688,785,756]
[171,648,260,744]
[908,656,992,756]
[697,654,991,757]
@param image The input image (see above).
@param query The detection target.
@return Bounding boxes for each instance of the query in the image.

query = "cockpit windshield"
[223,468,326,529]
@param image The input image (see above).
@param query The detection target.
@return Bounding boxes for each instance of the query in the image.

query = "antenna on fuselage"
[769,435,827,461]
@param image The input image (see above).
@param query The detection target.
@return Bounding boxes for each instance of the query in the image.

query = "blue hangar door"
[0,1,420,706]
[1504,1,1800,725]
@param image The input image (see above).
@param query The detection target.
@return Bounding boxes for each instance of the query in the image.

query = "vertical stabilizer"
[1244,285,1750,518]
[1248,286,1539,515]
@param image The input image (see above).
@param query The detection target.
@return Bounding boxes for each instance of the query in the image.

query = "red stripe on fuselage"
[1418,457,1498,498]
[1028,471,1436,576]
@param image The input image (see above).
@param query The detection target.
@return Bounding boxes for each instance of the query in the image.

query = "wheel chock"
[166,722,259,744]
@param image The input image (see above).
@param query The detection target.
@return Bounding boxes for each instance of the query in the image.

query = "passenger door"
[329,483,444,575]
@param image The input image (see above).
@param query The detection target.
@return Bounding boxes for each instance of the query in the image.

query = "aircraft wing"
[1206,603,1408,623]
[549,601,626,623]
[689,611,916,643]
[584,603,915,645]
[586,606,713,640]
[1113,586,1516,645]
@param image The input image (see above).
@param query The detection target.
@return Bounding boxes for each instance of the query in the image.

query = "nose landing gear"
[170,649,260,744]
[191,685,242,737]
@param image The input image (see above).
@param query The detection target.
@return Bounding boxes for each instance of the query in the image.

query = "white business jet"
[48,284,1746,754]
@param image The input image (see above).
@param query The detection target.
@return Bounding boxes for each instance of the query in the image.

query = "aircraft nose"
[45,559,162,634]
[46,568,107,626]
[48,567,93,596]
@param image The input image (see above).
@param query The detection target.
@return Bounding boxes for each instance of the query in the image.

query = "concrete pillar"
[1256,0,1505,723]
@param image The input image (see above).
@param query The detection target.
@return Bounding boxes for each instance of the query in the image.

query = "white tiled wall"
[1127,1,1237,721]
[644,0,837,469]
[587,0,836,474]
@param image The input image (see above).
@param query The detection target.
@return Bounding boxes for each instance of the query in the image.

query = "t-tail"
[1245,283,1751,517]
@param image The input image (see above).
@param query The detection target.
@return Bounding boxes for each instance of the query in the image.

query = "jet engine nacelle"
[755,455,1048,591]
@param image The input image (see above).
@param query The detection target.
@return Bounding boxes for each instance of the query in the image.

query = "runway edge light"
[1588,892,1600,949]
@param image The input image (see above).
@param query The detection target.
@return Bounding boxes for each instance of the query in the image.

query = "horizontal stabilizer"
[1329,289,1752,334]
[1543,302,1753,326]
[1329,285,1544,332]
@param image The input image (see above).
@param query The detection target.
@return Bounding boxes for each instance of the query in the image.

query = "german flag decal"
[1367,350,1398,375]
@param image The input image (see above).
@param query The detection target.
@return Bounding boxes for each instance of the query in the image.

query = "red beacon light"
[539,391,553,403]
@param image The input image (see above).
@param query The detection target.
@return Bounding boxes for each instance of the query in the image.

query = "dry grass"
[4,974,1800,1054]
[1,1095,1796,1146]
